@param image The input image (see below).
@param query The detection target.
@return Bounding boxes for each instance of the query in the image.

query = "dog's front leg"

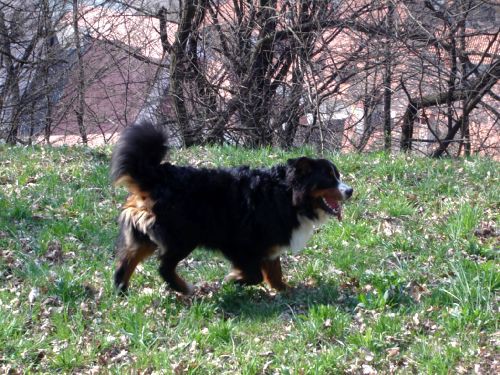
[225,261,263,287]
[261,257,289,291]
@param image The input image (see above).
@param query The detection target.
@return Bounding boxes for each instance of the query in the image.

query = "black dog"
[111,123,353,295]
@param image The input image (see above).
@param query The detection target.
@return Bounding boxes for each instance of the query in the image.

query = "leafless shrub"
[0,1,497,157]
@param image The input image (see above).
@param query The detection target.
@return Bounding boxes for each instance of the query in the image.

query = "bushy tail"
[111,122,168,193]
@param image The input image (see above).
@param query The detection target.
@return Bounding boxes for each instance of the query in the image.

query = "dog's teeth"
[322,197,340,214]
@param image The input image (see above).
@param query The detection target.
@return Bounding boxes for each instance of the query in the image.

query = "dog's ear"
[287,157,312,206]
[292,189,306,206]
[287,157,312,177]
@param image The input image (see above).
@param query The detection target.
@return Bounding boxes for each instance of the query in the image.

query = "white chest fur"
[271,211,328,259]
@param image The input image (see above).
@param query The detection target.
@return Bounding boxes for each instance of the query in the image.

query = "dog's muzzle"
[338,182,353,201]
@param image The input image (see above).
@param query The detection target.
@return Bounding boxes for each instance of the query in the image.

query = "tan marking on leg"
[261,257,289,291]
[224,268,243,282]
[225,263,263,286]
[116,242,156,290]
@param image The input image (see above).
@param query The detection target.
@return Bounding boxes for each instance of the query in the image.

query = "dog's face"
[287,157,353,220]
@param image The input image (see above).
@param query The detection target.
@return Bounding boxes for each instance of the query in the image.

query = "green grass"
[0,144,498,373]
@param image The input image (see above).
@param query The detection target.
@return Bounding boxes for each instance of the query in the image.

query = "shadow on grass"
[199,277,417,322]
[189,280,360,321]
[122,276,416,322]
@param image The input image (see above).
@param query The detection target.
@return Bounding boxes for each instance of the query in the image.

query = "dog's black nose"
[345,188,353,198]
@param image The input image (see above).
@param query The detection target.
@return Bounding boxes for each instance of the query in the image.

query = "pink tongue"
[325,197,342,221]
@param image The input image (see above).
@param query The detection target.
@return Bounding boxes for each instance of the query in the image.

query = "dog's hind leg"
[261,257,289,291]
[114,235,156,294]
[158,246,196,295]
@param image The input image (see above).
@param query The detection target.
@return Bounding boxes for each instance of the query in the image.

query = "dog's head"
[286,157,353,220]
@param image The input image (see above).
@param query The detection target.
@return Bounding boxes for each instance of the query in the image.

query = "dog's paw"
[184,283,195,295]
[224,270,242,283]
[115,282,129,297]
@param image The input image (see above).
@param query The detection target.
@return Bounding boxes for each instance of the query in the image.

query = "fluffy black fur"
[111,123,168,192]
[112,122,351,294]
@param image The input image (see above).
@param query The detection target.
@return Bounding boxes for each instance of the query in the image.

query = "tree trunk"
[1,10,22,144]
[383,1,394,152]
[72,0,87,144]
[169,0,199,146]
[400,102,417,152]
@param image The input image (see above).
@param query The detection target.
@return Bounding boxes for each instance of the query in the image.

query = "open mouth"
[321,196,342,220]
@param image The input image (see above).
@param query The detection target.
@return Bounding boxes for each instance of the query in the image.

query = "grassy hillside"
[0,145,498,374]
